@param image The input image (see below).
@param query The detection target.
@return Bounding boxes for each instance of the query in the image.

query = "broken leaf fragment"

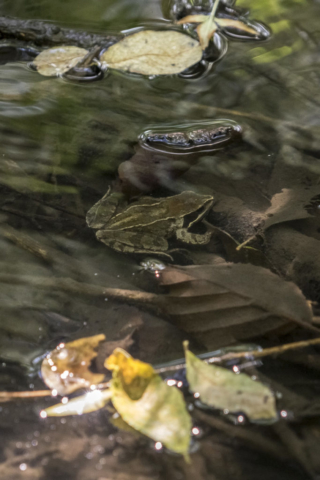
[100,30,202,76]
[43,389,112,417]
[106,348,192,457]
[41,334,105,395]
[184,342,277,421]
[33,46,88,76]
[177,14,260,49]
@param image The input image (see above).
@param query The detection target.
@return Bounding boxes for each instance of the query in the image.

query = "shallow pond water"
[1,0,320,479]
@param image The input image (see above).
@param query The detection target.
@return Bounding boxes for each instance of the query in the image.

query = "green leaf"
[184,342,277,422]
[106,349,192,458]
[33,46,88,76]
[42,389,112,417]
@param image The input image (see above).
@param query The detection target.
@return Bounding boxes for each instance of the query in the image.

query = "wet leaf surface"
[41,334,106,395]
[43,388,112,416]
[33,46,88,76]
[184,342,277,421]
[106,348,192,457]
[100,30,202,75]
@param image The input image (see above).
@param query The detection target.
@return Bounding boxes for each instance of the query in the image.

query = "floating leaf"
[33,46,88,76]
[215,18,258,36]
[106,348,192,457]
[41,334,106,395]
[184,342,277,421]
[43,389,112,417]
[159,264,312,349]
[100,30,202,76]
[177,13,260,49]
[196,19,218,50]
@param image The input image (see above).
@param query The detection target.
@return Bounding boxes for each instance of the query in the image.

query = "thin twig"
[155,336,320,374]
[2,337,320,401]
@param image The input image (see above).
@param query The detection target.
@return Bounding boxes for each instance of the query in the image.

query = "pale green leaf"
[106,349,192,457]
[33,46,88,76]
[184,342,277,421]
[42,389,112,417]
[100,30,202,76]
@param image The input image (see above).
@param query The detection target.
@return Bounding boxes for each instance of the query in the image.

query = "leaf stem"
[209,0,220,22]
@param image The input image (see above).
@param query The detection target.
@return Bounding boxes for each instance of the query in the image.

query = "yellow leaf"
[42,389,112,417]
[106,349,192,457]
[184,342,277,422]
[41,334,106,395]
[100,30,202,76]
[33,46,88,76]
[215,18,258,35]
[105,348,155,400]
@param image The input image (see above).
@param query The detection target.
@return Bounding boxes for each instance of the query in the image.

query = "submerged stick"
[155,336,320,373]
[0,16,118,49]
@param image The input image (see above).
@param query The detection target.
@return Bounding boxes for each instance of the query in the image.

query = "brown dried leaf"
[159,264,312,349]
[41,334,106,395]
[263,186,320,231]
[196,20,218,50]
[215,18,258,36]
[100,30,202,76]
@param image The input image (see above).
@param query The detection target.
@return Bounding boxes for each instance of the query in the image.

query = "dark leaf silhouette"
[262,186,320,231]
[159,264,313,349]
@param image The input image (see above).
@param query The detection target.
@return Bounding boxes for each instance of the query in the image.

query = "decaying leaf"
[33,46,88,76]
[100,30,202,76]
[41,334,106,395]
[159,264,312,349]
[43,389,112,417]
[177,13,259,49]
[105,348,192,457]
[215,18,258,36]
[262,186,320,231]
[184,342,277,421]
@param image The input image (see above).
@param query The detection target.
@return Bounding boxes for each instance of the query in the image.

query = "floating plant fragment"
[41,334,105,395]
[100,30,202,76]
[177,13,262,49]
[105,348,192,457]
[184,342,277,421]
[33,46,88,76]
[43,389,112,417]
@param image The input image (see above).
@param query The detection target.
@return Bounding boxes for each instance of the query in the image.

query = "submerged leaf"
[159,264,312,349]
[184,342,277,421]
[41,334,105,395]
[262,186,320,231]
[106,349,192,457]
[33,46,88,76]
[100,30,202,76]
[43,389,112,417]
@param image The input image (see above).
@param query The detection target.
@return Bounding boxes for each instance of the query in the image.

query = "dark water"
[1,0,320,479]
